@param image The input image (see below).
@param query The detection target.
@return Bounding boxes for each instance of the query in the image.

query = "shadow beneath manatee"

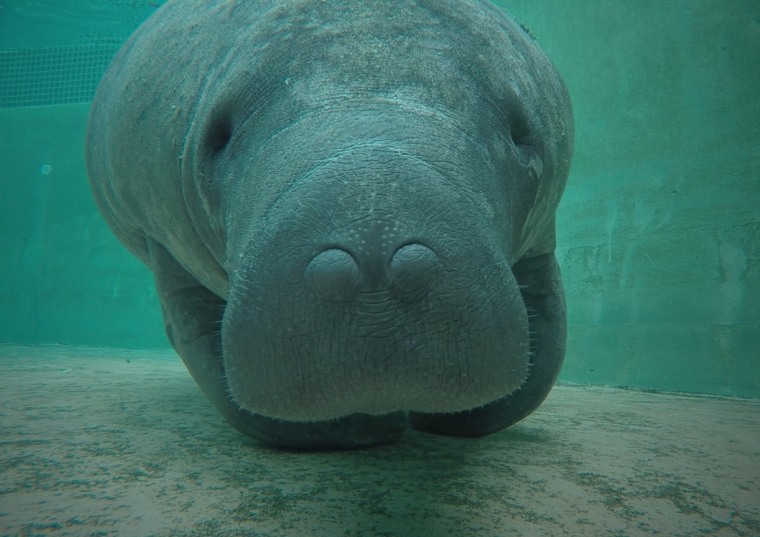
[110,357,564,536]
[224,423,560,536]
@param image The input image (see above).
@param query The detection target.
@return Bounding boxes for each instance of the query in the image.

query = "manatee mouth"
[220,243,530,422]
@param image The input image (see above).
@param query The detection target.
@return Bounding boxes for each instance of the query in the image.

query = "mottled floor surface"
[0,345,758,537]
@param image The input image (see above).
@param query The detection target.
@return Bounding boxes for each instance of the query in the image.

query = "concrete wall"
[1,0,758,396]
[0,106,165,347]
[501,0,760,396]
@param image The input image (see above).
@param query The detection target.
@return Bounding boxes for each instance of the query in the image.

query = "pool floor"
[1,345,758,536]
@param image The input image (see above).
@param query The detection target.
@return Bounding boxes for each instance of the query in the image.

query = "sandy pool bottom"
[0,345,758,537]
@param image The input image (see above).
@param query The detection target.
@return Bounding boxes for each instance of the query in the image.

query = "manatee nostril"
[390,243,440,301]
[306,248,359,302]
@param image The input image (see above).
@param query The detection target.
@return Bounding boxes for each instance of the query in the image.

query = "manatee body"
[87,0,573,449]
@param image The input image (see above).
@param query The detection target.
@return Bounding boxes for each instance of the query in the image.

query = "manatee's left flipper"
[409,252,566,436]
[147,239,406,449]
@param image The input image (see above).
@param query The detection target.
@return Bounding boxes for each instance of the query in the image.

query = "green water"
[0,0,758,398]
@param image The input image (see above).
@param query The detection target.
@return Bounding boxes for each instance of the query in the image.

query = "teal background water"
[0,1,758,397]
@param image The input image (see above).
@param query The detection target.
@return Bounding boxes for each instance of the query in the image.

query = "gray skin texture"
[87,0,573,449]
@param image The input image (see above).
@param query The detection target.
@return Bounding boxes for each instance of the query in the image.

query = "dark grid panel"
[0,44,120,108]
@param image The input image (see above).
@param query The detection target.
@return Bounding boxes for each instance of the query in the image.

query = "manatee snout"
[222,151,531,422]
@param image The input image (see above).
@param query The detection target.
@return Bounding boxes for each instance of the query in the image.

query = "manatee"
[86,0,573,449]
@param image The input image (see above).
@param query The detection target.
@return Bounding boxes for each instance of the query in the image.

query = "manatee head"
[88,0,572,448]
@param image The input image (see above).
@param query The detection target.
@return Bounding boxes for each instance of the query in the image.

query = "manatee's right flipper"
[409,252,566,436]
[147,239,406,450]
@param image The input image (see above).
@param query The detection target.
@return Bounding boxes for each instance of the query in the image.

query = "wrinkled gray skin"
[87,0,573,449]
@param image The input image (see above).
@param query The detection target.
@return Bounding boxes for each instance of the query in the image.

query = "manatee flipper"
[147,239,406,449]
[409,253,566,436]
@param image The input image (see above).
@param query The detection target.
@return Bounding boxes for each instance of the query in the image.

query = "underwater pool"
[1,1,758,535]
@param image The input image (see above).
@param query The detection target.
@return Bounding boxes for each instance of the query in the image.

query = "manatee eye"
[509,111,532,149]
[207,115,232,154]
[507,109,540,174]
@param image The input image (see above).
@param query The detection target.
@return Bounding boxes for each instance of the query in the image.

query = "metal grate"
[0,43,122,108]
